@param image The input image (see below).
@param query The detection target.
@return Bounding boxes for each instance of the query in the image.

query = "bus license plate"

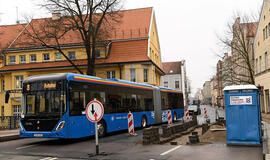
[34,134,43,137]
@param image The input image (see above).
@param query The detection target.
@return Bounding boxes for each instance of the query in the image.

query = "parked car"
[188,105,201,115]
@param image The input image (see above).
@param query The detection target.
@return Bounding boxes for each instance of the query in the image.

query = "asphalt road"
[0,106,263,160]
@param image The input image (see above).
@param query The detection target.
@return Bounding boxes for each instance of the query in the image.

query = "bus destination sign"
[44,83,56,89]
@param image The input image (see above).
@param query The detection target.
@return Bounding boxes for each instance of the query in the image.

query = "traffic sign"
[85,99,104,155]
[86,100,104,123]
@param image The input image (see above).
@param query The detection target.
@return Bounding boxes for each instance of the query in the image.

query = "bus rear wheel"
[141,116,147,128]
[97,120,106,137]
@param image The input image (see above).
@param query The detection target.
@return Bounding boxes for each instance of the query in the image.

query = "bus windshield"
[26,91,66,117]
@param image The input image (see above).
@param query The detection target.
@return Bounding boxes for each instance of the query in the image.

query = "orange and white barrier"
[167,110,172,125]
[184,108,190,121]
[204,108,208,118]
[128,111,135,135]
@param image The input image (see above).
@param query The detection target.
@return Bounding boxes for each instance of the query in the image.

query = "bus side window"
[106,94,120,114]
[161,92,169,110]
[70,91,85,116]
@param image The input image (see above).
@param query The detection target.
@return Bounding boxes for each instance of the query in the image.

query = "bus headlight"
[55,121,65,131]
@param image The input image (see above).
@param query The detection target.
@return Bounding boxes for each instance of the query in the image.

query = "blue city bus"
[19,73,184,138]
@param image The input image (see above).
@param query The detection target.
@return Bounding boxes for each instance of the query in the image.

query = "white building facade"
[161,61,189,107]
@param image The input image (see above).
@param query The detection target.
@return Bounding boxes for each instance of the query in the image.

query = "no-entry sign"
[86,100,104,123]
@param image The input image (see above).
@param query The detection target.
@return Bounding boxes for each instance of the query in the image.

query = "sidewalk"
[0,129,20,142]
[261,113,270,159]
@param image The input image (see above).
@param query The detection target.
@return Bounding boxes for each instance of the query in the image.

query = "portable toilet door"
[224,85,261,145]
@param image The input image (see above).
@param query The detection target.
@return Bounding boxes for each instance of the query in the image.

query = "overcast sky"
[0,0,262,95]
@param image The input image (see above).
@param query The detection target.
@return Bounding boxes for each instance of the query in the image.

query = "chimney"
[52,13,61,21]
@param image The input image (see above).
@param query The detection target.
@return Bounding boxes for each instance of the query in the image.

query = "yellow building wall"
[6,46,108,65]
[254,1,270,113]
[149,12,161,69]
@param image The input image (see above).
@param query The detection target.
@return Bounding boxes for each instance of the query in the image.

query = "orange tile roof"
[0,39,150,72]
[10,7,153,49]
[0,7,154,72]
[0,24,26,50]
[162,61,182,75]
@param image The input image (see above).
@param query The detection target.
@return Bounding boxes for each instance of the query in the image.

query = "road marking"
[16,144,38,150]
[160,145,182,156]
[40,157,58,160]
[39,158,53,160]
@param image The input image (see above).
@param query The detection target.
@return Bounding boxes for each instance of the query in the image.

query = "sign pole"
[95,122,99,155]
[86,99,103,156]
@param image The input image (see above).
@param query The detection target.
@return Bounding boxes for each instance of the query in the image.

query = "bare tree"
[21,0,122,75]
[219,13,258,85]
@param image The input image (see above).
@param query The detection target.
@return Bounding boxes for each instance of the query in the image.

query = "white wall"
[161,74,182,90]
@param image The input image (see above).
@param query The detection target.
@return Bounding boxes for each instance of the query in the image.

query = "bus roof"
[68,73,154,90]
[159,86,183,94]
[24,73,183,93]
[24,73,68,83]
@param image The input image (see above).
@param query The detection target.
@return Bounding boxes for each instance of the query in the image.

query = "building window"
[43,53,50,61]
[175,81,179,89]
[266,90,270,113]
[9,56,16,64]
[256,58,258,74]
[55,52,62,61]
[260,56,262,72]
[19,55,26,63]
[68,51,76,60]
[143,69,148,82]
[30,54,36,62]
[1,106,4,117]
[164,81,168,88]
[95,49,100,58]
[130,69,136,82]
[1,80,4,92]
[107,71,115,79]
[265,52,268,70]
[268,23,270,36]
[267,26,268,39]
[15,76,23,89]
[13,105,21,117]
[263,29,266,40]
[264,29,266,40]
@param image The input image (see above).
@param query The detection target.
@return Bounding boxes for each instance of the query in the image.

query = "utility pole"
[181,60,187,107]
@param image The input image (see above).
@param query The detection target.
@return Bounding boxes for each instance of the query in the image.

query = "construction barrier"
[128,111,135,135]
[167,110,172,125]
[184,108,190,121]
[204,108,208,118]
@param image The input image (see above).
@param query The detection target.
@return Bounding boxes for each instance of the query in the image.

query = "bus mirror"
[5,91,10,104]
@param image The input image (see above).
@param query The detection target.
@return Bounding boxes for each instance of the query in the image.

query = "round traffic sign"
[86,100,104,122]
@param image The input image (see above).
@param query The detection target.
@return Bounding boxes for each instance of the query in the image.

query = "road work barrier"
[204,108,208,118]
[167,110,172,125]
[184,108,190,121]
[127,111,135,135]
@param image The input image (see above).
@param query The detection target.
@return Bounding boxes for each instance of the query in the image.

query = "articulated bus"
[19,73,184,138]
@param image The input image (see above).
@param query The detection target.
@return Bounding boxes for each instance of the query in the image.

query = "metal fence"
[0,116,20,130]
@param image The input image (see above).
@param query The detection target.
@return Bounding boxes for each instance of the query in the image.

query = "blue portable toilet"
[224,85,261,145]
